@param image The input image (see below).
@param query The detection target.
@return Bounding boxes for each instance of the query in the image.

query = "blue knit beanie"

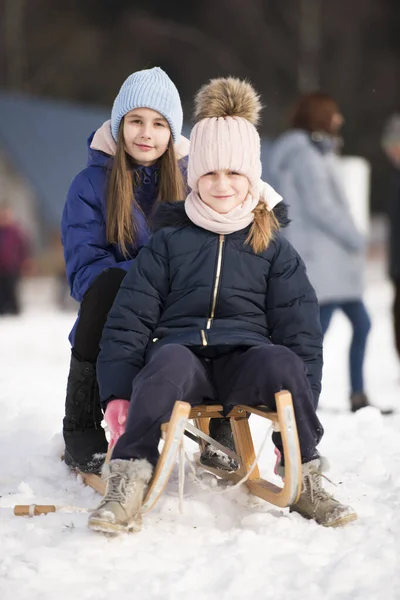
[110,67,183,143]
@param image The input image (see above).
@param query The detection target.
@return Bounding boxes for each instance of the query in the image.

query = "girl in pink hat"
[89,77,357,534]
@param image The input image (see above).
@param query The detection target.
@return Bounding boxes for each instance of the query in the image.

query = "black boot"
[350,391,394,415]
[200,418,239,471]
[63,354,108,473]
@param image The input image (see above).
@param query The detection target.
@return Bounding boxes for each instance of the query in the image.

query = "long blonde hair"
[246,200,280,254]
[106,120,185,257]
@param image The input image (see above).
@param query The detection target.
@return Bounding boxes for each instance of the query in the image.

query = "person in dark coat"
[0,203,31,315]
[89,78,357,534]
[382,113,400,361]
[61,67,189,473]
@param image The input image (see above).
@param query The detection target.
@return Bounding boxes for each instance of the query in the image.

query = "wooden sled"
[14,390,301,517]
[188,390,302,508]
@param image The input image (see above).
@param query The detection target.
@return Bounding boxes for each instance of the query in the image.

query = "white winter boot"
[290,458,357,527]
[88,458,153,534]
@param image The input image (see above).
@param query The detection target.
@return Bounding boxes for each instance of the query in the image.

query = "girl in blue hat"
[61,67,189,473]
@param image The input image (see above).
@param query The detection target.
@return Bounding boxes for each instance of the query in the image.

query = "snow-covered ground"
[1,261,400,600]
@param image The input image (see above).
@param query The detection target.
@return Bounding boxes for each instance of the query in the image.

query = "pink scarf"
[185,181,282,235]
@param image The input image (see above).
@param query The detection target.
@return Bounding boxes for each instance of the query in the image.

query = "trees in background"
[0,0,399,210]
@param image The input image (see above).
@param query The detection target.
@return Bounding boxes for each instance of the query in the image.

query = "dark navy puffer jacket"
[61,132,188,342]
[97,202,323,407]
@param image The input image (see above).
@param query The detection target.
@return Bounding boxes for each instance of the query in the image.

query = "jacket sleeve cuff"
[98,363,141,410]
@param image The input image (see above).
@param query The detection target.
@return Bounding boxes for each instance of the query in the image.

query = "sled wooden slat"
[231,405,280,423]
[193,413,211,451]
[78,472,106,495]
[162,404,279,427]
[230,415,261,479]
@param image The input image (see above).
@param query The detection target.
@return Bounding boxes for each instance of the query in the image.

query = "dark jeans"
[0,273,20,315]
[319,300,371,394]
[73,268,127,362]
[112,344,324,467]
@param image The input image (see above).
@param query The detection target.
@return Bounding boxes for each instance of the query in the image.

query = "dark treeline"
[1,0,399,211]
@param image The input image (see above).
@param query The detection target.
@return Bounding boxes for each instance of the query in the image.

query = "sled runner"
[14,390,302,517]
[186,390,302,507]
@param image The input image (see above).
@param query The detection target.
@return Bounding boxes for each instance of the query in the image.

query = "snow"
[1,261,400,600]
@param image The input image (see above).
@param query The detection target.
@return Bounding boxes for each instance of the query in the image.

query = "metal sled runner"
[14,390,302,517]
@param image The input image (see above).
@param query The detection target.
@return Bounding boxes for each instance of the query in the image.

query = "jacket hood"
[150,201,290,233]
[86,132,112,169]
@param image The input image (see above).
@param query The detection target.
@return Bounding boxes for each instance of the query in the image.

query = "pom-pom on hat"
[188,77,263,195]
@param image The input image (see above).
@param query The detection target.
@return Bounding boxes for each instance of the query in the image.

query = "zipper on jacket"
[201,330,208,346]
[206,234,225,330]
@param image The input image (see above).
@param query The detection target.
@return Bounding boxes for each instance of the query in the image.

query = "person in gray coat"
[268,93,391,414]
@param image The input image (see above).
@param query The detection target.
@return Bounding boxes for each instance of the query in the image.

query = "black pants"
[73,268,127,362]
[113,344,324,466]
[0,273,20,315]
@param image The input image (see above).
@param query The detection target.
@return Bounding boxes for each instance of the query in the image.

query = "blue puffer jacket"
[97,202,323,408]
[61,133,188,342]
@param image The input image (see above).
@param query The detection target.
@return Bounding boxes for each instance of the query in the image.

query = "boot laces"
[102,471,135,505]
[304,465,337,507]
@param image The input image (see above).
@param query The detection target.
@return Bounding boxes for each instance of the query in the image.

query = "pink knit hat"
[188,117,261,195]
[188,78,263,196]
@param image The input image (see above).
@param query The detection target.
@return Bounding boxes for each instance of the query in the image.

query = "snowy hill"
[1,261,399,600]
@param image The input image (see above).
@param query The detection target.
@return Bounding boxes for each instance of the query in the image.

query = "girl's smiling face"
[123,108,171,165]
[198,170,250,213]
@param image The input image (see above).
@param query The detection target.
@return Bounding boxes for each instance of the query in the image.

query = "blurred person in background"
[382,113,400,362]
[0,202,31,316]
[41,230,72,311]
[61,67,190,474]
[268,93,392,414]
